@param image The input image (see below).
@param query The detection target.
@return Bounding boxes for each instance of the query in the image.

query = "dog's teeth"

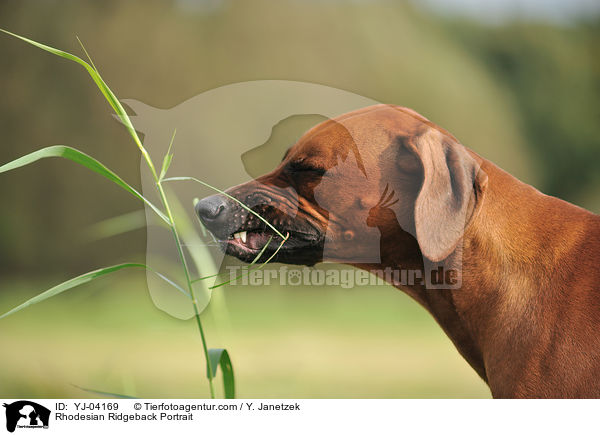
[232,231,248,243]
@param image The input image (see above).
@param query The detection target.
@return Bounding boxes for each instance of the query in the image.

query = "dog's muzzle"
[195,191,325,265]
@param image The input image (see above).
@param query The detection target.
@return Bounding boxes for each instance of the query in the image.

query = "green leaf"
[0,145,169,224]
[159,129,177,181]
[0,264,144,320]
[165,193,218,313]
[209,234,288,289]
[71,384,138,399]
[84,209,149,241]
[207,348,235,399]
[0,29,158,178]
[160,154,173,181]
[75,36,98,72]
[150,269,190,298]
[0,263,188,320]
[196,235,272,285]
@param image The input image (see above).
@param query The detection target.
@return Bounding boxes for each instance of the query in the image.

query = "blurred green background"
[0,0,598,398]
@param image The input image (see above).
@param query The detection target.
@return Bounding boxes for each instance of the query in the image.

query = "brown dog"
[196,105,600,398]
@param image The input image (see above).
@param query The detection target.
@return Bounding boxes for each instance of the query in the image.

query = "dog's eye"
[285,160,326,176]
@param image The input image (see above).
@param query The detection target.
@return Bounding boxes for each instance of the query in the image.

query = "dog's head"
[196,105,487,267]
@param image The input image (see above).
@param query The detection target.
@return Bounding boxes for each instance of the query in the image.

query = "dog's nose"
[195,194,228,222]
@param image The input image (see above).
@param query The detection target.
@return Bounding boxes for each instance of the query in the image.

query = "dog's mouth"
[226,227,286,252]
[220,218,323,264]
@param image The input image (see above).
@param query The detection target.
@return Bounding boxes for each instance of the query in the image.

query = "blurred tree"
[0,0,597,277]
[452,18,600,202]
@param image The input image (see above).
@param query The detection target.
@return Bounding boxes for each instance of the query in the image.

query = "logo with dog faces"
[3,401,50,433]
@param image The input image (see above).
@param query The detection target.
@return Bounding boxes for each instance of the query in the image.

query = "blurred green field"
[0,274,490,398]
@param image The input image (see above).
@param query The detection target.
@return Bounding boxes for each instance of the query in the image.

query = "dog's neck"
[354,162,600,395]
[352,241,490,384]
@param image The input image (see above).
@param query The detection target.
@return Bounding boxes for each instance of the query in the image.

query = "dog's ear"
[404,128,487,262]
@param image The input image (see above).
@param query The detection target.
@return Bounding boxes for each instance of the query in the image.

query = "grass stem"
[155,180,216,399]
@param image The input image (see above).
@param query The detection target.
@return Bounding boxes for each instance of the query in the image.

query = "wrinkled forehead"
[285,106,433,165]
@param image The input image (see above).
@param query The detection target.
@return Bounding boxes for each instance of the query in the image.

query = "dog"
[195,104,600,398]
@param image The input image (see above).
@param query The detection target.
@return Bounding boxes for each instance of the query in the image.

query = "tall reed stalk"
[0,29,287,399]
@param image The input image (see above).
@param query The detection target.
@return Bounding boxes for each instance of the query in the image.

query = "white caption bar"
[1,399,597,435]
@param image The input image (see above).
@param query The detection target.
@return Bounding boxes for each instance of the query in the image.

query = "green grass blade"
[209,234,288,289]
[83,209,148,241]
[152,270,190,298]
[166,192,219,306]
[71,384,138,399]
[207,348,235,399]
[0,29,157,178]
[159,129,177,181]
[0,263,188,320]
[0,145,169,224]
[193,235,272,284]
[75,36,98,72]
[160,155,174,182]
[163,176,286,239]
[0,263,145,320]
